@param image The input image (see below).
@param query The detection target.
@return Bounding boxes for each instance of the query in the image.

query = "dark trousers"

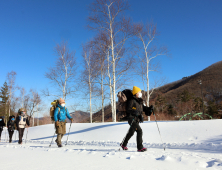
[0,129,3,140]
[122,119,143,150]
[18,128,25,144]
[8,130,14,142]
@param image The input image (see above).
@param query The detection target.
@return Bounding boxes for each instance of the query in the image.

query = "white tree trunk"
[146,57,150,121]
[89,80,92,123]
[108,4,116,122]
[107,50,114,119]
[37,104,39,126]
[33,112,35,127]
[101,74,104,123]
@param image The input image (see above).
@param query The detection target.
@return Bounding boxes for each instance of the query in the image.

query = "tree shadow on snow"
[201,135,222,144]
[31,122,128,141]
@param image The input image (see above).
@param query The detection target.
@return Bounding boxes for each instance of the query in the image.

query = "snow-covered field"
[1,120,222,170]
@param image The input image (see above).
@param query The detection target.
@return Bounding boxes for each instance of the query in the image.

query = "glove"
[55,121,60,126]
[145,105,154,116]
[70,118,73,123]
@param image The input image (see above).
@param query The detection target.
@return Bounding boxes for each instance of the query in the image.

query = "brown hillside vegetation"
[154,61,222,101]
[70,111,90,123]
[150,61,222,120]
[80,61,222,122]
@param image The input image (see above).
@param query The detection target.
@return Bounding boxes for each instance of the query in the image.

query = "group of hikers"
[0,86,154,152]
[0,108,30,144]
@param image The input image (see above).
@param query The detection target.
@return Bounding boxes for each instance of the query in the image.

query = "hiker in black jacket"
[120,86,153,152]
[7,115,16,143]
[0,116,6,142]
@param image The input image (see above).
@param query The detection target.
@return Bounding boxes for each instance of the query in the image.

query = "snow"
[1,120,222,170]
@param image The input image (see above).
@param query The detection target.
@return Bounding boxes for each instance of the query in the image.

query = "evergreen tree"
[167,104,176,115]
[207,100,218,118]
[194,97,205,113]
[0,82,9,118]
[181,89,193,102]
[155,94,166,114]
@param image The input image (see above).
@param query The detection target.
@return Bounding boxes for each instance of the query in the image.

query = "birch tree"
[88,0,135,122]
[29,89,41,126]
[19,87,27,108]
[91,32,109,123]
[136,22,168,107]
[82,42,98,123]
[44,41,77,100]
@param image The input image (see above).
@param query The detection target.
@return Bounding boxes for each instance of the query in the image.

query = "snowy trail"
[2,139,222,153]
[1,140,222,170]
[1,120,222,170]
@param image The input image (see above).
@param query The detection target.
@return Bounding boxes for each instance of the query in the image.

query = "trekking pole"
[153,111,165,151]
[65,123,72,146]
[25,128,28,144]
[119,119,134,151]
[6,129,8,143]
[14,130,17,142]
[49,129,56,147]
[5,128,6,143]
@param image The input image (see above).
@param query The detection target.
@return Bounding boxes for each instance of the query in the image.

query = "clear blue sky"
[0,0,222,113]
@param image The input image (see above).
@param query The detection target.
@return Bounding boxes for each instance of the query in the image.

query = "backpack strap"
[58,108,61,120]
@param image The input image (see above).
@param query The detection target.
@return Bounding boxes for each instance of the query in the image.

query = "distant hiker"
[16,108,30,144]
[7,115,16,143]
[120,86,154,152]
[54,98,73,147]
[0,116,6,142]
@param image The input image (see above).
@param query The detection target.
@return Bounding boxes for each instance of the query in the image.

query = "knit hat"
[132,86,141,95]
[18,108,27,113]
[59,98,65,104]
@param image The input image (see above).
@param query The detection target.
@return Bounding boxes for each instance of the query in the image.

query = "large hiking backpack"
[50,100,67,122]
[50,100,60,122]
[117,89,134,119]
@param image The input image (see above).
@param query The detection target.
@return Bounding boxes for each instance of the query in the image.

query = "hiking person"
[0,116,6,142]
[16,108,30,144]
[120,86,154,152]
[54,98,73,147]
[7,115,16,143]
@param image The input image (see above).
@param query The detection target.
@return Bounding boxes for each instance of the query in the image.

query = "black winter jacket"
[126,96,153,122]
[0,117,5,127]
[7,116,16,131]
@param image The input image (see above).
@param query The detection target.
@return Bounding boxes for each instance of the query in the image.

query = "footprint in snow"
[126,155,136,160]
[189,136,198,141]
[206,159,222,168]
[156,155,182,162]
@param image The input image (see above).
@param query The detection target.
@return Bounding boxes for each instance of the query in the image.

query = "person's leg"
[122,119,136,147]
[0,129,2,141]
[57,134,63,146]
[62,122,66,135]
[135,123,143,150]
[8,130,14,142]
[8,130,10,142]
[18,128,25,144]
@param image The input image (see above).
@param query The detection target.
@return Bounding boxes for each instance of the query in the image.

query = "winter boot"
[137,148,147,152]
[58,144,62,148]
[120,143,128,150]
